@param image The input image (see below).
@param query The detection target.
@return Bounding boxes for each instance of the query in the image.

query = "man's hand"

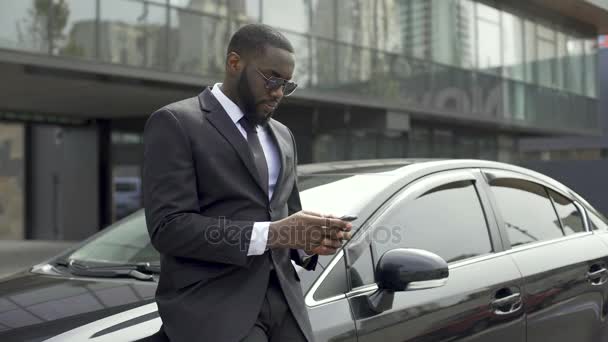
[268,211,352,255]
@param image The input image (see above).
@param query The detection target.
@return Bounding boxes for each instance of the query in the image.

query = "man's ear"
[226,52,243,75]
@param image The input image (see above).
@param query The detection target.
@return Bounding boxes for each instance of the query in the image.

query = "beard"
[237,66,274,126]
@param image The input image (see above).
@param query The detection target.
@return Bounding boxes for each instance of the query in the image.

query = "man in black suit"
[143,24,352,342]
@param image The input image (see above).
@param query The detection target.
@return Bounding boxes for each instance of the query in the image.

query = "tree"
[21,0,70,51]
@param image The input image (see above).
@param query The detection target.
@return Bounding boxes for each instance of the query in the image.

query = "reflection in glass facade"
[0,123,24,239]
[0,0,601,164]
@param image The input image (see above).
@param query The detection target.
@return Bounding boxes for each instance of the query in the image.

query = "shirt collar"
[211,83,245,125]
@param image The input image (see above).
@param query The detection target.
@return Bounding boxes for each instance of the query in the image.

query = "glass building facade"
[0,0,599,131]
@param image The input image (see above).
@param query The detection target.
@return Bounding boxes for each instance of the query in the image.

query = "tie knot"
[239,117,257,134]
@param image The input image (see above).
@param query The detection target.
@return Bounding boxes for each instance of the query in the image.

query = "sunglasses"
[255,68,298,96]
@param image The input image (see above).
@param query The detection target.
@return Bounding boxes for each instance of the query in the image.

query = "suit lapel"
[267,119,288,204]
[198,88,269,198]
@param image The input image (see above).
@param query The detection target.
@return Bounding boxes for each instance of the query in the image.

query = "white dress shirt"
[211,84,279,256]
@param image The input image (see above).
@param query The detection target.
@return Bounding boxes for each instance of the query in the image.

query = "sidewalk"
[0,240,76,278]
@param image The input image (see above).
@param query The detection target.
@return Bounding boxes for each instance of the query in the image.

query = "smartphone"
[339,214,358,222]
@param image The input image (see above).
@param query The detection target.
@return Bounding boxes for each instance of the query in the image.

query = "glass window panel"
[537,24,554,40]
[537,39,556,87]
[314,256,347,300]
[548,190,585,235]
[0,0,52,53]
[100,0,168,68]
[169,8,228,76]
[433,129,454,158]
[348,245,375,289]
[566,36,584,95]
[52,0,96,59]
[313,133,347,162]
[588,208,608,231]
[374,180,492,263]
[556,32,567,90]
[350,131,378,160]
[537,24,556,88]
[459,0,476,68]
[430,0,461,66]
[69,212,159,263]
[281,32,311,88]
[584,39,598,98]
[335,0,366,46]
[169,0,228,16]
[502,12,524,81]
[0,123,25,240]
[223,0,261,24]
[400,0,431,60]
[476,3,499,22]
[524,20,537,83]
[263,0,309,35]
[378,131,407,158]
[311,38,337,87]
[337,44,372,85]
[477,18,501,74]
[478,136,497,161]
[409,125,431,157]
[311,0,334,39]
[490,178,563,247]
[456,135,478,158]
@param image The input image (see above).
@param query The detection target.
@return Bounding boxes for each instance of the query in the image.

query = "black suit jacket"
[143,88,318,341]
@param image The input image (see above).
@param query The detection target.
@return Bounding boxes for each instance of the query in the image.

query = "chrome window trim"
[573,201,590,232]
[502,231,593,254]
[305,250,346,307]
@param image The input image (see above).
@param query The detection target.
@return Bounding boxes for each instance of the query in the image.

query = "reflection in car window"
[314,256,348,301]
[548,189,585,235]
[348,245,375,290]
[490,179,563,247]
[69,211,160,264]
[588,208,608,231]
[374,180,492,264]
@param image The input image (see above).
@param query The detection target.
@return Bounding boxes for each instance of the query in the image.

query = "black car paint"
[0,271,156,342]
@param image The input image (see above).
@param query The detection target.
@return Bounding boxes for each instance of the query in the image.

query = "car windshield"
[68,211,158,264]
[66,161,409,275]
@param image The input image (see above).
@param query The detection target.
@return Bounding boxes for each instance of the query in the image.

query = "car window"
[347,245,375,290]
[373,180,492,264]
[69,211,160,264]
[313,256,348,301]
[489,178,563,247]
[588,207,608,231]
[548,189,585,235]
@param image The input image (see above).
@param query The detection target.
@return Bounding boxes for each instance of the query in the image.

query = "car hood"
[0,270,157,342]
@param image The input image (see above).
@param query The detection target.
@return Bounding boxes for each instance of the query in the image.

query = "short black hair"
[227,24,294,60]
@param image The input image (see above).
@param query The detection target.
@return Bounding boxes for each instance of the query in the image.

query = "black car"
[2,159,608,342]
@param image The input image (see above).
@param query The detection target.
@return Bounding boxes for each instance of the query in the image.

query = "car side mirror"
[366,248,449,313]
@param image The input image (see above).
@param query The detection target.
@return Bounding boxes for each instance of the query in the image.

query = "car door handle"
[587,267,608,286]
[491,292,522,316]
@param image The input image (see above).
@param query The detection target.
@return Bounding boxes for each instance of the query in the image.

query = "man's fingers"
[315,246,339,255]
[323,238,342,249]
[305,215,352,231]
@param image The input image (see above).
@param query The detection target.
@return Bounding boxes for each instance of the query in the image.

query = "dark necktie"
[239,117,269,195]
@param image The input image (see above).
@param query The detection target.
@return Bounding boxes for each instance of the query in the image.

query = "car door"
[481,169,608,342]
[346,169,525,341]
[303,251,358,342]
